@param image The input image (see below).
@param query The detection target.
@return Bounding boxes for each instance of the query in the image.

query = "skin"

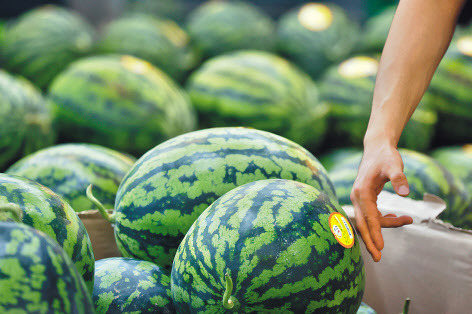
[352,0,466,262]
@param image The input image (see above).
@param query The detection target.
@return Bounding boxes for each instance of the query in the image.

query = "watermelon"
[0,222,94,313]
[319,56,437,151]
[358,302,377,314]
[48,55,196,156]
[112,127,335,268]
[427,34,472,144]
[277,3,360,79]
[328,149,472,229]
[431,145,472,194]
[6,143,136,212]
[98,15,198,81]
[319,148,362,172]
[126,0,187,23]
[171,179,365,313]
[186,50,328,150]
[0,70,55,171]
[0,173,95,292]
[93,257,174,313]
[0,5,95,89]
[359,6,396,53]
[186,1,275,59]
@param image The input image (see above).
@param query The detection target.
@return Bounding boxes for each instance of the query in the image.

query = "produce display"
[0,70,55,171]
[186,1,275,58]
[98,15,197,81]
[48,55,197,156]
[6,143,136,212]
[432,145,472,194]
[187,50,328,149]
[0,5,95,89]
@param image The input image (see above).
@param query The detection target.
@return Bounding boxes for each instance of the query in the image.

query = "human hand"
[350,142,413,262]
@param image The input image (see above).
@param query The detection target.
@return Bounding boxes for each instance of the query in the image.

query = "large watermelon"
[0,174,95,292]
[186,1,275,59]
[48,55,196,156]
[319,55,437,151]
[113,127,335,268]
[93,257,174,313]
[7,143,136,212]
[328,149,472,229]
[427,34,472,144]
[319,148,362,172]
[431,145,472,194]
[98,15,198,81]
[171,179,365,313]
[359,6,396,53]
[0,222,94,313]
[186,51,328,150]
[0,70,55,171]
[0,5,95,89]
[277,3,360,79]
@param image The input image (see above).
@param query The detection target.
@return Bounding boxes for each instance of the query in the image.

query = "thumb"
[389,171,410,197]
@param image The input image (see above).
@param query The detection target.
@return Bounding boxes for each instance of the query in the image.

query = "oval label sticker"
[329,212,355,248]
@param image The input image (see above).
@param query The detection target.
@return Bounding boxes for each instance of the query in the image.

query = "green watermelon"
[93,257,174,313]
[186,50,328,150]
[112,127,335,268]
[431,145,472,194]
[186,1,275,58]
[6,143,136,212]
[319,148,363,172]
[319,55,437,151]
[0,70,55,171]
[171,179,365,313]
[359,6,396,53]
[277,3,360,79]
[358,302,377,314]
[98,15,198,81]
[0,5,95,89]
[126,0,187,23]
[0,222,94,313]
[0,174,95,292]
[48,55,196,156]
[328,149,472,229]
[427,34,472,144]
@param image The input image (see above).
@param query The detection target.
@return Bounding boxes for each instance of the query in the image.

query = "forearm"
[365,0,465,147]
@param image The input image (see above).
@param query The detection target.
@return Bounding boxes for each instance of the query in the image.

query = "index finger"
[358,189,385,251]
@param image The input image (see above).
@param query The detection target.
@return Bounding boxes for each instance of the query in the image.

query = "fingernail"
[399,185,409,195]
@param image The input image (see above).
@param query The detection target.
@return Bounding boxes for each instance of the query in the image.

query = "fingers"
[379,215,413,227]
[388,170,410,197]
[353,203,382,262]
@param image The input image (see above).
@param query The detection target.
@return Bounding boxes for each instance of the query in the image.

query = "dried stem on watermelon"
[223,272,240,311]
[86,184,115,223]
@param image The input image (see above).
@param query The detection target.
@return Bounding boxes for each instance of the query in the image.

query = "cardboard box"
[344,192,472,314]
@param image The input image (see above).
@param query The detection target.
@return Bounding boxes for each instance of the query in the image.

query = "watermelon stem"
[86,185,115,224]
[0,203,23,222]
[403,298,410,314]
[223,272,240,311]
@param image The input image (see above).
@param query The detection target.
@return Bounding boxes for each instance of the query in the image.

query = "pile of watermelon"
[1,1,471,312]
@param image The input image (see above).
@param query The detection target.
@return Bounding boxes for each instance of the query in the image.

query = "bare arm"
[352,0,465,262]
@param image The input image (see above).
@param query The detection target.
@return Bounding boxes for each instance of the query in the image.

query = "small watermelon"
[186,51,328,149]
[98,15,198,81]
[186,1,275,58]
[112,127,335,268]
[277,3,360,79]
[171,179,365,313]
[319,56,437,151]
[0,173,95,292]
[359,6,396,53]
[0,70,55,171]
[328,149,472,229]
[7,143,136,212]
[358,302,377,314]
[431,145,472,194]
[93,257,174,313]
[319,148,363,172]
[48,55,196,156]
[0,222,94,313]
[0,5,95,89]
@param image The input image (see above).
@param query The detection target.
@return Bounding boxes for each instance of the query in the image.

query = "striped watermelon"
[186,51,328,150]
[186,1,275,58]
[0,5,95,89]
[93,257,174,313]
[328,149,472,229]
[48,55,196,156]
[98,15,198,81]
[319,56,437,151]
[6,143,136,212]
[0,174,95,292]
[113,127,335,268]
[0,222,94,313]
[432,145,472,194]
[171,179,365,313]
[320,148,362,172]
[277,3,360,79]
[0,70,55,171]
[427,34,472,144]
[359,6,396,53]
[127,0,187,23]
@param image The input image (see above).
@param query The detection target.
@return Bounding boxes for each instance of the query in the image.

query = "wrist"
[363,128,398,150]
